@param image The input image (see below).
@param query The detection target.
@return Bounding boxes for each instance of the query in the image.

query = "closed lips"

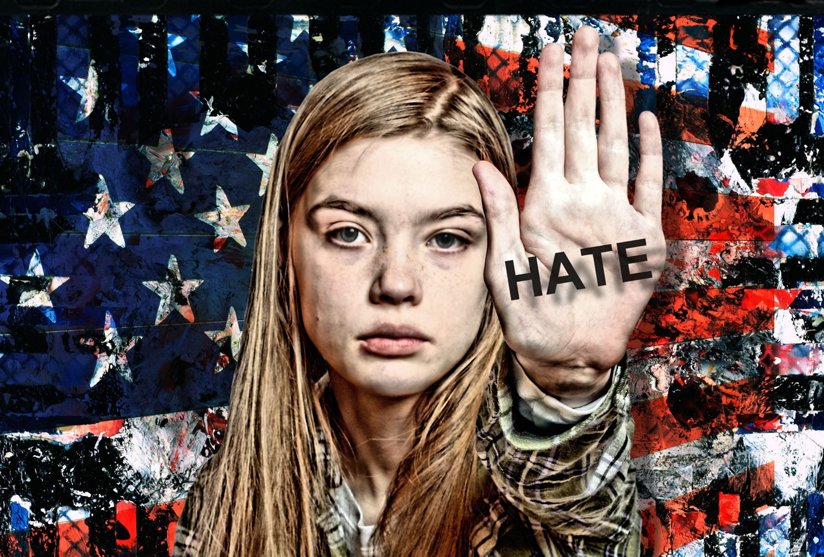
[357,324,431,340]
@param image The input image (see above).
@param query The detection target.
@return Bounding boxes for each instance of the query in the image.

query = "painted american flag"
[2,13,824,557]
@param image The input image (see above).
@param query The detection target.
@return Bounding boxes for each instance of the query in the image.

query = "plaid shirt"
[173,356,639,556]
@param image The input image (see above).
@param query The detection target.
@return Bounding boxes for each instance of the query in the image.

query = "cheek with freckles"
[297,260,363,367]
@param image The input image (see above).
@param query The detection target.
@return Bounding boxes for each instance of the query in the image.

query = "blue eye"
[430,233,469,250]
[329,227,365,245]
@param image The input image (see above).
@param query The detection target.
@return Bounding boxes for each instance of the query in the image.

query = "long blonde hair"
[183,51,518,556]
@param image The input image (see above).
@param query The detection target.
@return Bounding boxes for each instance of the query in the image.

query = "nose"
[369,244,422,305]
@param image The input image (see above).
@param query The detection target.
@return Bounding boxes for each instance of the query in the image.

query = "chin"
[355,363,443,398]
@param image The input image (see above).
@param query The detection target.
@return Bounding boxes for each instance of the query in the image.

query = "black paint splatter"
[793,198,824,224]
[137,16,167,146]
[708,17,767,155]
[199,16,228,114]
[308,16,339,82]
[415,14,434,55]
[721,257,778,288]
[30,15,56,146]
[781,258,824,287]
[675,171,719,217]
[358,15,384,58]
[88,16,120,137]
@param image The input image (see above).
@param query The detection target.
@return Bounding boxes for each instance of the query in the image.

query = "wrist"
[510,352,613,407]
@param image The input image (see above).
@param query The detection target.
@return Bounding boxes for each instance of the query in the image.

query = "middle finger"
[564,26,600,182]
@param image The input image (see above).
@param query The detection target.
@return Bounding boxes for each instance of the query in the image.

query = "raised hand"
[473,26,666,406]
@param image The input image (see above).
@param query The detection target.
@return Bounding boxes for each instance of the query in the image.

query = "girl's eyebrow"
[308,196,375,222]
[429,206,486,225]
[307,194,486,226]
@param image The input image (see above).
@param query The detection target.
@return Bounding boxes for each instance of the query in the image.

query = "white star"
[247,133,278,196]
[200,97,238,139]
[139,128,194,194]
[142,255,203,325]
[194,186,250,252]
[0,250,69,323]
[204,306,242,374]
[80,311,142,387]
[82,175,134,249]
[59,63,98,122]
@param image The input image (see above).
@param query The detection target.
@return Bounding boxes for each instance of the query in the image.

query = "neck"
[328,371,420,525]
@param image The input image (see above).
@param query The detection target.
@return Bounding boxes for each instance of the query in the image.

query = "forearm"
[476,351,638,544]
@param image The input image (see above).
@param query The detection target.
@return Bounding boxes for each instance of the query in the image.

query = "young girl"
[173,26,664,556]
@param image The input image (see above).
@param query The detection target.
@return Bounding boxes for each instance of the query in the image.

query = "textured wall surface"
[1,14,823,556]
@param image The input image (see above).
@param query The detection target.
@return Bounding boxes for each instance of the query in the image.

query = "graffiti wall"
[1,13,823,556]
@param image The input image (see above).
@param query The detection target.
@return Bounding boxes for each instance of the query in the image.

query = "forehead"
[301,135,482,217]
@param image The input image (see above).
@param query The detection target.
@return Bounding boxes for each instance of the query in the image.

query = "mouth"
[357,324,430,357]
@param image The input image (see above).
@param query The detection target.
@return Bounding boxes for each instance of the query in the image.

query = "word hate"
[505,239,653,301]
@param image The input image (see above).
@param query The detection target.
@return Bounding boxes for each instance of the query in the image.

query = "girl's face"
[291,135,489,398]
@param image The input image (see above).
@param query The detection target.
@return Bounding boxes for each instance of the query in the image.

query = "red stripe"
[659,90,776,146]
[631,288,799,348]
[676,16,716,53]
[631,376,775,458]
[662,190,776,241]
[55,418,125,440]
[58,515,89,555]
[115,501,137,551]
[674,17,770,64]
[756,178,790,196]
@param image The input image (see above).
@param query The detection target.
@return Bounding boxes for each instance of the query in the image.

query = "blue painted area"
[384,15,411,52]
[543,16,562,42]
[118,16,139,109]
[815,17,824,136]
[226,15,248,71]
[57,15,87,48]
[637,33,657,87]
[578,16,612,35]
[818,230,824,258]
[167,16,200,125]
[768,226,812,257]
[443,15,462,40]
[339,16,360,62]
[55,15,90,139]
[274,15,311,104]
[10,17,31,155]
[811,182,824,197]
[790,343,813,358]
[671,539,704,557]
[797,412,824,430]
[789,290,824,309]
[401,16,417,52]
[713,531,739,556]
[0,119,257,431]
[10,498,29,532]
[675,44,710,104]
[808,493,824,555]
[767,16,799,124]
[635,87,657,116]
[759,506,790,557]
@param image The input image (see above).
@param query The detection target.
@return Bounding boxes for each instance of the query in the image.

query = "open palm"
[474,26,666,403]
